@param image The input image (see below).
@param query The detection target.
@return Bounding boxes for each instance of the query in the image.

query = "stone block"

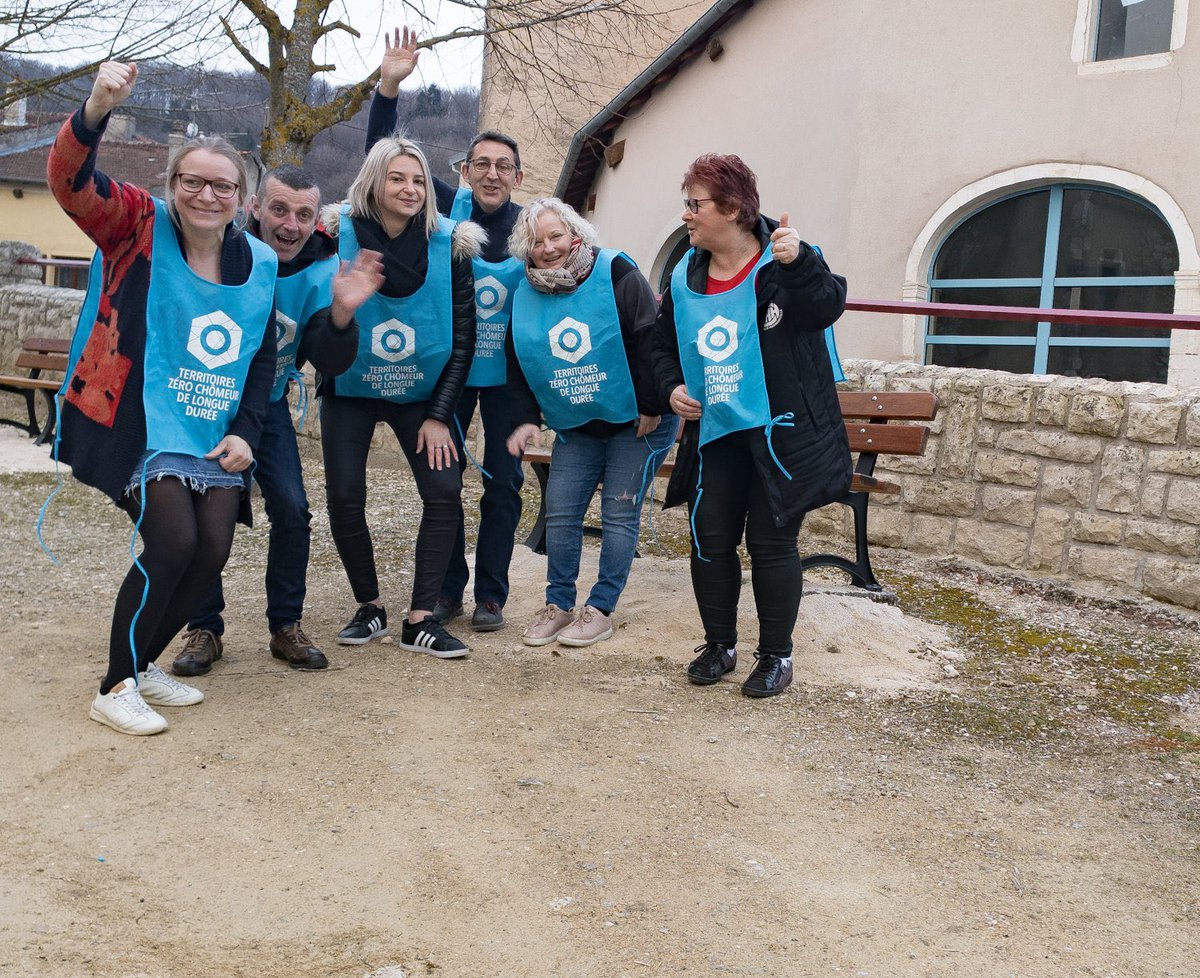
[1123,519,1199,557]
[1067,546,1142,588]
[975,423,999,448]
[1142,558,1200,610]
[864,504,906,548]
[1148,450,1200,477]
[1029,509,1071,571]
[1040,464,1093,507]
[803,503,846,541]
[955,523,1029,569]
[1186,404,1200,447]
[908,514,955,555]
[904,480,977,517]
[1073,513,1124,545]
[980,485,1037,527]
[1095,445,1144,514]
[880,452,937,476]
[934,396,980,478]
[1036,386,1070,427]
[981,383,1034,422]
[1125,401,1184,444]
[1139,475,1168,518]
[1165,481,1200,526]
[974,451,1040,487]
[995,429,1103,463]
[1066,391,1124,436]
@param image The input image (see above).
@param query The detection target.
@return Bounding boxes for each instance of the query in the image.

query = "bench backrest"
[14,337,70,375]
[839,391,938,459]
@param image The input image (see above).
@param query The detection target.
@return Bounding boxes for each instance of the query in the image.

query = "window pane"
[928,287,1041,337]
[1047,346,1168,384]
[1056,188,1179,277]
[1095,0,1174,61]
[929,344,1035,374]
[1051,285,1174,338]
[933,191,1049,280]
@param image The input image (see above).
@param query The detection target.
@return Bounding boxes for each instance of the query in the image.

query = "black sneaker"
[741,653,793,698]
[470,600,505,632]
[430,597,465,625]
[399,617,469,659]
[336,604,388,645]
[687,642,737,685]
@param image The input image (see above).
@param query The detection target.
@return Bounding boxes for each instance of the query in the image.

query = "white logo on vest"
[372,320,417,363]
[475,275,508,320]
[697,316,738,363]
[188,311,242,369]
[276,310,298,350]
[548,317,592,364]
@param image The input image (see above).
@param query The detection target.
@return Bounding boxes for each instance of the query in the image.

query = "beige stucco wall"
[580,0,1200,386]
[0,186,93,267]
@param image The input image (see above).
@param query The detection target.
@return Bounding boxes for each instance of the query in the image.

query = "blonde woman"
[321,136,483,658]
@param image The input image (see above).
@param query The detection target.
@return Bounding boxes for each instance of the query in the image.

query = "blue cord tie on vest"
[764,412,795,481]
[453,416,492,480]
[126,450,165,687]
[288,369,309,431]
[35,393,67,565]
[635,434,673,545]
[689,448,711,563]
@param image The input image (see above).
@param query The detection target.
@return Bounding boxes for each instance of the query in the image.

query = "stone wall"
[0,281,83,367]
[803,361,1200,610]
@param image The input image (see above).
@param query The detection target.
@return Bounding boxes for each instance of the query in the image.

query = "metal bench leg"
[34,390,56,446]
[524,461,550,555]
[800,492,883,592]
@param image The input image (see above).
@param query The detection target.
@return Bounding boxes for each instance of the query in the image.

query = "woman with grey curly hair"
[505,197,678,648]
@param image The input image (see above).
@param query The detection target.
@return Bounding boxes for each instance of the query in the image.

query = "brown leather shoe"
[171,628,223,677]
[270,623,329,671]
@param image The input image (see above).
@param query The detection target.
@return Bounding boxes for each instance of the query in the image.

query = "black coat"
[650,215,852,526]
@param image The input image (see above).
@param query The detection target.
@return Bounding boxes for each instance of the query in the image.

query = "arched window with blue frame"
[925,184,1178,383]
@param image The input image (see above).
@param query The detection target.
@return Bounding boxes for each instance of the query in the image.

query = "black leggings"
[320,394,463,614]
[687,429,803,655]
[103,479,240,693]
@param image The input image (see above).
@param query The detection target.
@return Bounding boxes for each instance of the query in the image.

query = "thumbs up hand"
[769,212,802,266]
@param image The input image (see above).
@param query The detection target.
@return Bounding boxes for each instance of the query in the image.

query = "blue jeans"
[189,396,312,634]
[544,416,680,615]
[443,385,526,607]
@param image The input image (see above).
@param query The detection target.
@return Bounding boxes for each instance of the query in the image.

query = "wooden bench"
[521,390,939,592]
[0,336,70,445]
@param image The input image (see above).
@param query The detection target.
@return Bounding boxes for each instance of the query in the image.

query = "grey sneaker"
[522,604,575,647]
[471,601,505,632]
[557,605,614,647]
[138,662,204,706]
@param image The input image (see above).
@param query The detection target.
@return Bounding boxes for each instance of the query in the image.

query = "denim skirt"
[123,451,245,496]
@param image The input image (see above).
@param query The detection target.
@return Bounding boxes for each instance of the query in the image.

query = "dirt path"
[2,440,1197,978]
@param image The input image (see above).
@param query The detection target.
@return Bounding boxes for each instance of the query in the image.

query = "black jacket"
[320,213,480,424]
[651,215,852,525]
[505,250,666,437]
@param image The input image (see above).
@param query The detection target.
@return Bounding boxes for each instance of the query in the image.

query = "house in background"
[551,0,1200,388]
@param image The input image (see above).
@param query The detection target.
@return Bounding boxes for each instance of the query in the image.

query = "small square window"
[1095,0,1174,61]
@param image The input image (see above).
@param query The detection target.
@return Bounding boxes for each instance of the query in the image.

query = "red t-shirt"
[705,250,762,295]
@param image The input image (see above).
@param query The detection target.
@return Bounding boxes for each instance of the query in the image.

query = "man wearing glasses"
[366,27,528,634]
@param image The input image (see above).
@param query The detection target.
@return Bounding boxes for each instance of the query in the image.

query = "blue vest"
[511,249,638,431]
[62,251,104,394]
[141,198,277,457]
[335,206,456,403]
[671,247,776,448]
[450,187,522,388]
[270,253,339,402]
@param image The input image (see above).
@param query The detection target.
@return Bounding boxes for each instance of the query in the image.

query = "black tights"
[687,430,804,655]
[102,479,240,693]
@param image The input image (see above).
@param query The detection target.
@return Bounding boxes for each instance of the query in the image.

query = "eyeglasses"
[175,173,240,199]
[467,158,517,176]
[683,197,714,214]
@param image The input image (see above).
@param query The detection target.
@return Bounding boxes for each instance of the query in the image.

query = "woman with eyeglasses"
[505,198,678,648]
[319,135,482,659]
[651,154,850,698]
[48,62,279,734]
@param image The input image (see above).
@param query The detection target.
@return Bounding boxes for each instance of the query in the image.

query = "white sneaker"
[89,680,168,735]
[138,662,204,707]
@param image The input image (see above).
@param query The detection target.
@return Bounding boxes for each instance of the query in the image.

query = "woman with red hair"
[651,154,850,698]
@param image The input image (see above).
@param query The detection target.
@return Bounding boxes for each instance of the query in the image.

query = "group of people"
[48,32,849,737]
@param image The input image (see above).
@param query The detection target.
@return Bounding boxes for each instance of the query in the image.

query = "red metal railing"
[845,299,1200,331]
